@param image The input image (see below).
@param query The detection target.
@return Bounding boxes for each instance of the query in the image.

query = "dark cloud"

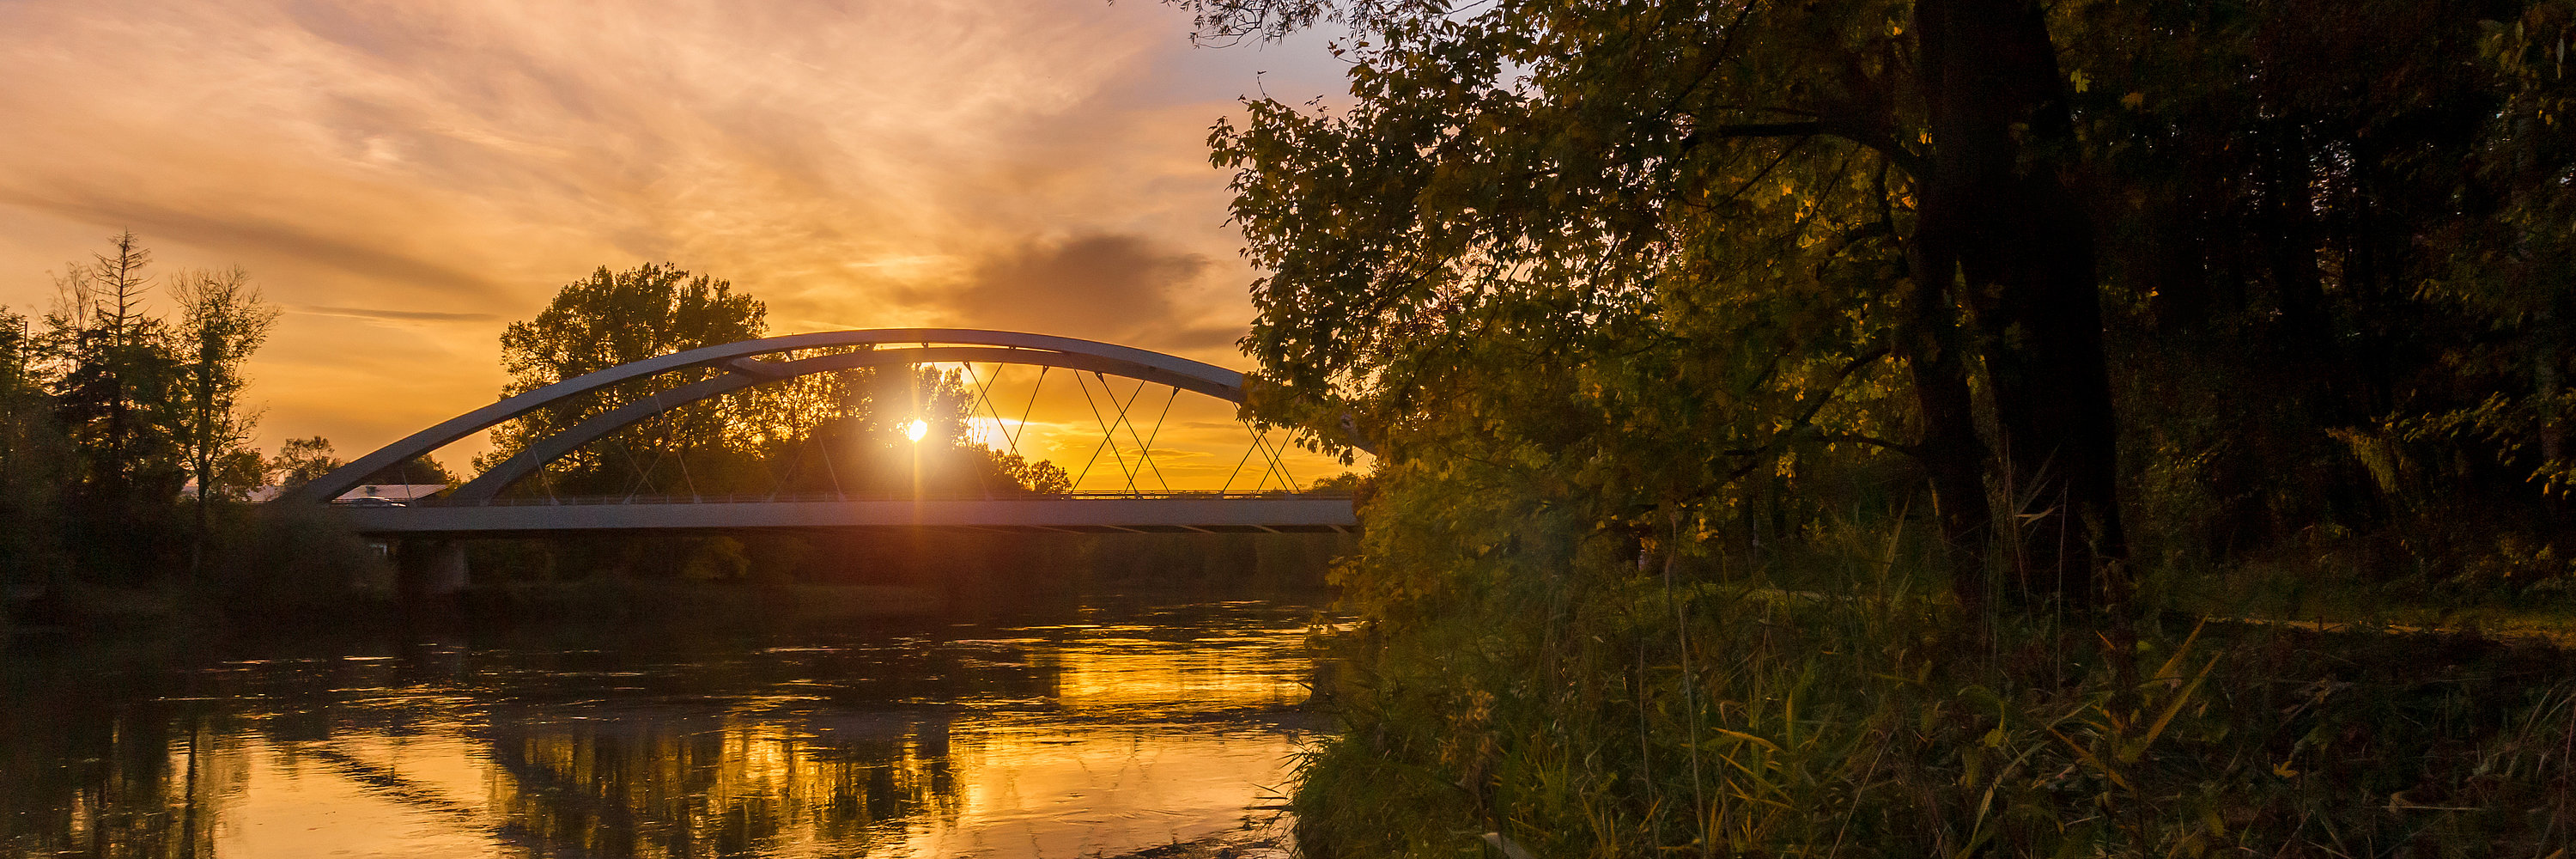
[300,305,501,323]
[0,186,507,303]
[946,233,1211,343]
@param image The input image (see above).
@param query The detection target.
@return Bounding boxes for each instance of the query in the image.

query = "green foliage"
[484,263,768,494]
[210,502,392,611]
[45,233,184,504]
[167,266,277,507]
[1208,0,2576,605]
[266,436,343,490]
[1194,0,2576,851]
[477,265,1072,507]
[1206,0,2148,608]
[15,233,275,587]
[0,233,285,603]
[0,308,70,594]
[2063,0,2576,576]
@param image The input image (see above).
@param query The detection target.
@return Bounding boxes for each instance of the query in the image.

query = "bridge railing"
[347,490,1359,508]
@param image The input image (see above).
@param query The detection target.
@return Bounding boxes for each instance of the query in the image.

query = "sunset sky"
[0,0,1353,486]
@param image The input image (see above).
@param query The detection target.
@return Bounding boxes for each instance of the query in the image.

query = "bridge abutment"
[397,539,471,598]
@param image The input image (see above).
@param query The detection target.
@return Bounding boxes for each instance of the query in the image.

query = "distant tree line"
[0,241,1100,611]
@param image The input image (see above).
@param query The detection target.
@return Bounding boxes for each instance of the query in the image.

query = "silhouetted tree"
[0,308,70,595]
[268,436,343,490]
[356,453,458,488]
[43,232,184,581]
[169,266,278,578]
[483,263,766,495]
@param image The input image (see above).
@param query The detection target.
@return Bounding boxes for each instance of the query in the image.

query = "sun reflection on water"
[3,600,1327,858]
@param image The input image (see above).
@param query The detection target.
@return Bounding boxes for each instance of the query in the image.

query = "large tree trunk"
[1900,242,1994,612]
[1914,0,2129,610]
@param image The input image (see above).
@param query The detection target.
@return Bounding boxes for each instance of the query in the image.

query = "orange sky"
[0,0,1355,485]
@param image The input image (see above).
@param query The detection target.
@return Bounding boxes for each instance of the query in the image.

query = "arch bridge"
[281,328,1360,536]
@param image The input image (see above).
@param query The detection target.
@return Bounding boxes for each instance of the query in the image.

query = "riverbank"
[1291,574,2576,857]
[1111,827,1295,859]
[7,576,1340,643]
[5,515,1355,637]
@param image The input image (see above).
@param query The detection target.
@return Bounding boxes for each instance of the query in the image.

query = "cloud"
[939,233,1212,344]
[1156,324,1251,353]
[298,305,501,323]
[0,0,1352,476]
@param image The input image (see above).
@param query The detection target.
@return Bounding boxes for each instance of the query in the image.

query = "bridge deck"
[330,492,1358,536]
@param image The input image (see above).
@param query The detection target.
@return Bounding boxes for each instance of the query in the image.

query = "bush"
[1295,538,2576,857]
[208,504,393,612]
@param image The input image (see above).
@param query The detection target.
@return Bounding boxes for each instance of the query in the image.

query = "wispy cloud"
[298,305,501,323]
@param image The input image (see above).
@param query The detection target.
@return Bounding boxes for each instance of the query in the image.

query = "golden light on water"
[905,419,929,442]
[59,613,1334,858]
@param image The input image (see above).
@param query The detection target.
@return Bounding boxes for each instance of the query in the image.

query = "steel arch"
[277,328,1254,506]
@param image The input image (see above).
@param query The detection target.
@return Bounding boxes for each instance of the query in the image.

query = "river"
[1,594,1334,858]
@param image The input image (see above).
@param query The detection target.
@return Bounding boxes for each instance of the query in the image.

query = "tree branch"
[1816,432,1920,456]
[1722,347,1897,479]
[1685,118,1929,178]
[1701,121,1825,138]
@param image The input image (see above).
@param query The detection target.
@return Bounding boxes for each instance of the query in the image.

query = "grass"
[1291,528,2576,858]
[2166,558,2576,648]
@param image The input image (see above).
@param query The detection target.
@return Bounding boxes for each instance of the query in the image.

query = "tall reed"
[1293,511,2576,857]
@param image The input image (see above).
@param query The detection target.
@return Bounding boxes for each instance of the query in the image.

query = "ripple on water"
[0,596,1333,859]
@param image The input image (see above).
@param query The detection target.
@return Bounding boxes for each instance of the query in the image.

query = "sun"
[906,418,929,442]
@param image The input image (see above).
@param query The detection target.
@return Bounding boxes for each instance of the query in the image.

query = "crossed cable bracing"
[1218,418,1300,494]
[1071,371,1180,494]
[577,351,1312,501]
[954,359,1303,496]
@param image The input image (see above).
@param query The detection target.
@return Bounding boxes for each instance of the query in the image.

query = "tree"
[768,364,1070,497]
[356,453,458,488]
[1002,454,1073,495]
[1194,0,2125,610]
[1909,0,2122,608]
[0,308,70,595]
[169,266,279,577]
[46,231,181,499]
[269,436,343,490]
[41,232,184,581]
[483,265,1074,509]
[1183,3,2576,851]
[170,266,277,503]
[484,263,767,495]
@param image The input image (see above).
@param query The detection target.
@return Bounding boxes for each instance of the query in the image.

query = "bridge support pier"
[397,539,471,598]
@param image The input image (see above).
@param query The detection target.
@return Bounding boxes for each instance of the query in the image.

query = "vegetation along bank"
[1185,0,2576,854]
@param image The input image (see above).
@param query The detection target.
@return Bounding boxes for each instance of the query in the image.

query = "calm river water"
[2,595,1334,858]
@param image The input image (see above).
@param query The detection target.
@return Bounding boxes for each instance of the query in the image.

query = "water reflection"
[1,600,1326,858]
